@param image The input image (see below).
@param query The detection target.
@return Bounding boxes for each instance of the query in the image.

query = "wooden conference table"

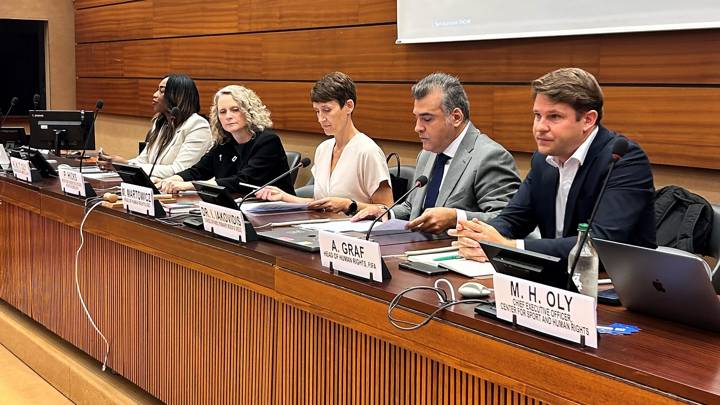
[1,172,719,404]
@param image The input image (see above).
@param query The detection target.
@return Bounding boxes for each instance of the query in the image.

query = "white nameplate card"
[59,168,88,197]
[198,201,247,242]
[319,231,384,282]
[120,183,155,216]
[10,157,32,182]
[0,144,10,166]
[493,273,597,348]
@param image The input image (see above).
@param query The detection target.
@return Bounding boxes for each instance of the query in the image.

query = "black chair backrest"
[285,151,301,186]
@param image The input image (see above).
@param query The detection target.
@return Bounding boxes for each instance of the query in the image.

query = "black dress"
[177,128,295,195]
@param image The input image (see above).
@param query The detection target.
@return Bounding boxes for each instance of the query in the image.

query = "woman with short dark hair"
[256,72,393,215]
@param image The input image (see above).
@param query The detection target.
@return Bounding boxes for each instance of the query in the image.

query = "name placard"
[0,144,10,166]
[121,183,155,216]
[10,157,32,182]
[198,201,246,242]
[493,273,597,348]
[319,231,384,282]
[59,168,87,197]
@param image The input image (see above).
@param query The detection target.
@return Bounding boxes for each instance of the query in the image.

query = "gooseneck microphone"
[237,157,311,208]
[79,99,104,173]
[0,97,19,129]
[567,137,629,289]
[365,175,428,240]
[148,106,180,179]
[33,94,41,110]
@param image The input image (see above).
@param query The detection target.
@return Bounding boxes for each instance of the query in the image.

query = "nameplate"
[121,183,155,216]
[10,157,32,182]
[0,144,9,166]
[493,273,597,348]
[59,168,88,197]
[319,231,384,282]
[198,201,246,242]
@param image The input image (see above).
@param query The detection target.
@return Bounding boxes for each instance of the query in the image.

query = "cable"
[387,279,492,331]
[75,198,111,371]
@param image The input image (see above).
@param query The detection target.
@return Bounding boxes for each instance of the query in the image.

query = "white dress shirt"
[516,126,598,249]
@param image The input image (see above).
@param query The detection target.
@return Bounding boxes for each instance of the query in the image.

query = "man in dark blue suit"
[452,68,656,263]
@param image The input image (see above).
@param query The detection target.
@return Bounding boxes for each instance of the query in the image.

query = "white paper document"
[373,219,409,231]
[297,219,374,233]
[240,201,309,213]
[407,250,495,277]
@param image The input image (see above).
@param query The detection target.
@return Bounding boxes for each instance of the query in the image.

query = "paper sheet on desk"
[373,219,408,231]
[408,251,495,277]
[297,219,374,233]
[240,201,309,213]
[82,172,121,180]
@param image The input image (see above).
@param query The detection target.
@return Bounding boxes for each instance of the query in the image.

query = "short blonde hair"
[209,85,273,144]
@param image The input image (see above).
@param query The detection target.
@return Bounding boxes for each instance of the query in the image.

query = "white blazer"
[129,113,213,179]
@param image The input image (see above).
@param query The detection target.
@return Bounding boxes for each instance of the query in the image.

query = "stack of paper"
[240,201,309,213]
[407,249,495,277]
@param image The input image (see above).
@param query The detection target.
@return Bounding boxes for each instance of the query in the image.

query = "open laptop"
[594,238,720,332]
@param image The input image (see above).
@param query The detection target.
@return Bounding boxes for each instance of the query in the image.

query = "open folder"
[407,250,495,277]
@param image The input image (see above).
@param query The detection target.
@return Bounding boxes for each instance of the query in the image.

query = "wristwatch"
[345,199,358,215]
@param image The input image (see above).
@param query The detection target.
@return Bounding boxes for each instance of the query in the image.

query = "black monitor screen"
[112,162,160,194]
[0,127,26,148]
[28,110,95,150]
[480,241,568,290]
[193,181,239,210]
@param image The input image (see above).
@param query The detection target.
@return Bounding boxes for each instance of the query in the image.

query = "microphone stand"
[567,139,628,290]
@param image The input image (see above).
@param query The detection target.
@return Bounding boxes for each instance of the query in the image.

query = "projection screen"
[397,0,720,44]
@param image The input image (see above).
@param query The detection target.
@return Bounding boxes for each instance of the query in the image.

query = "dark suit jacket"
[177,128,295,195]
[392,122,520,221]
[488,125,656,262]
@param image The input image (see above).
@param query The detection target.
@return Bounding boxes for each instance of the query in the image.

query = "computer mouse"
[458,281,491,298]
[57,164,72,170]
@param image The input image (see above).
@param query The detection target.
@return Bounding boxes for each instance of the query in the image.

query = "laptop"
[593,238,720,332]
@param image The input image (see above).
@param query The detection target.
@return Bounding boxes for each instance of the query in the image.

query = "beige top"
[311,132,391,203]
[129,113,213,178]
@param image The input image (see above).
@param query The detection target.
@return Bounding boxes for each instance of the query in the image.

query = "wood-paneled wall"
[75,0,720,169]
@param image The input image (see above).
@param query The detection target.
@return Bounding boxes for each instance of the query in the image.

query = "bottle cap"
[577,223,589,232]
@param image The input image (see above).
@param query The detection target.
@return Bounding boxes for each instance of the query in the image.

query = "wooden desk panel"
[1,175,717,404]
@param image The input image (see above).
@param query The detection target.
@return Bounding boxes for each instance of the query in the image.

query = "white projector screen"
[397,0,720,44]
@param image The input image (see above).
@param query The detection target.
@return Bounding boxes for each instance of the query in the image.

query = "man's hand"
[406,207,457,234]
[448,219,515,262]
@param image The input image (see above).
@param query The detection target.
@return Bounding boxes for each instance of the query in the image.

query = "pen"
[433,254,462,261]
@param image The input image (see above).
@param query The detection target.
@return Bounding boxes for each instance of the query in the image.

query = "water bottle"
[568,223,599,300]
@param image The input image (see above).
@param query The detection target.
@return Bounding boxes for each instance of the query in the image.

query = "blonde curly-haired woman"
[157,85,295,194]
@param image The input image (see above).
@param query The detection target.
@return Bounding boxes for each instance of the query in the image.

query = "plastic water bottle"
[568,223,599,300]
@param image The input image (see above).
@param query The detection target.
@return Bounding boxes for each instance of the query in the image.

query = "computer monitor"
[9,147,58,178]
[479,241,567,289]
[192,181,239,210]
[0,127,26,149]
[28,110,95,154]
[112,162,160,194]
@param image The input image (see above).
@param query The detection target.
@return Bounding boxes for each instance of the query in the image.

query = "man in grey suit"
[353,73,520,233]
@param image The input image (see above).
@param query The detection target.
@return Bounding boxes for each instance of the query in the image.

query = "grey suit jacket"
[392,122,520,221]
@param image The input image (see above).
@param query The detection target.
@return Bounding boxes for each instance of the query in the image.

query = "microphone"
[148,106,181,179]
[365,175,428,240]
[567,137,629,289]
[33,94,41,110]
[79,99,104,173]
[0,97,19,129]
[237,157,311,208]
